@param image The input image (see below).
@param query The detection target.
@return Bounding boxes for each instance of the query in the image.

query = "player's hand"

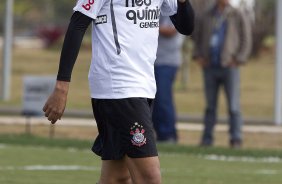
[43,81,69,124]
[228,59,241,68]
[196,57,208,68]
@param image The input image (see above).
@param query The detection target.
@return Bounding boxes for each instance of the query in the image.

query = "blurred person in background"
[43,0,194,183]
[153,15,185,143]
[193,0,252,148]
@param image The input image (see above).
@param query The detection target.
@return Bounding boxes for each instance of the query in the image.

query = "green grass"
[0,47,277,119]
[1,134,282,184]
[1,134,282,158]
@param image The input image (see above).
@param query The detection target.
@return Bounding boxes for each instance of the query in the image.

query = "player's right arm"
[43,12,92,124]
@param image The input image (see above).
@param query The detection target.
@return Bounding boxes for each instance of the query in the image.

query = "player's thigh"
[100,159,132,184]
[125,156,161,184]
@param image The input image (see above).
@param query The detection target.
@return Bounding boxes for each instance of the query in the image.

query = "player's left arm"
[169,0,194,35]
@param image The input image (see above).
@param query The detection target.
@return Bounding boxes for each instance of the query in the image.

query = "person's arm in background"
[191,11,202,60]
[43,12,92,124]
[233,9,252,66]
[169,0,194,36]
[191,13,208,68]
[159,25,177,38]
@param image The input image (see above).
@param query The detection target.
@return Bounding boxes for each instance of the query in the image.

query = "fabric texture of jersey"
[74,0,178,99]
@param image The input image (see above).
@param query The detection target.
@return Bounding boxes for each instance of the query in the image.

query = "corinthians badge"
[130,122,146,147]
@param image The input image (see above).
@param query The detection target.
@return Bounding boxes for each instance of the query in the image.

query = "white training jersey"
[74,0,178,99]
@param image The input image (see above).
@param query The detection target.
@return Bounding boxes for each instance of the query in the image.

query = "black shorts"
[91,98,158,160]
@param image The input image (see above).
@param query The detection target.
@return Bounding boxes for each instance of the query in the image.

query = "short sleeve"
[161,0,178,16]
[73,0,106,20]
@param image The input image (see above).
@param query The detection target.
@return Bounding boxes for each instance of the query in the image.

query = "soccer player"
[43,0,194,183]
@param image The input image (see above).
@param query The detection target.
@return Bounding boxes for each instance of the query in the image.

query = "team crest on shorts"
[130,122,146,147]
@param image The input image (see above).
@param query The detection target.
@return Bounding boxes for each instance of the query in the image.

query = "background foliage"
[0,0,277,53]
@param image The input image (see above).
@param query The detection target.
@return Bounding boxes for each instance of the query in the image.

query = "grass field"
[1,134,282,184]
[1,122,282,149]
[0,47,277,119]
[0,47,280,183]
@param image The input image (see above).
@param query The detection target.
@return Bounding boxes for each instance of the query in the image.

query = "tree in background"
[0,3,4,36]
[190,0,215,15]
[12,0,73,34]
[0,0,74,46]
[252,0,276,56]
[0,0,277,51]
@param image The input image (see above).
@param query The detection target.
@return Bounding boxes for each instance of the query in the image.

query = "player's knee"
[99,176,132,184]
[116,175,132,184]
[99,173,132,184]
[143,168,161,184]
